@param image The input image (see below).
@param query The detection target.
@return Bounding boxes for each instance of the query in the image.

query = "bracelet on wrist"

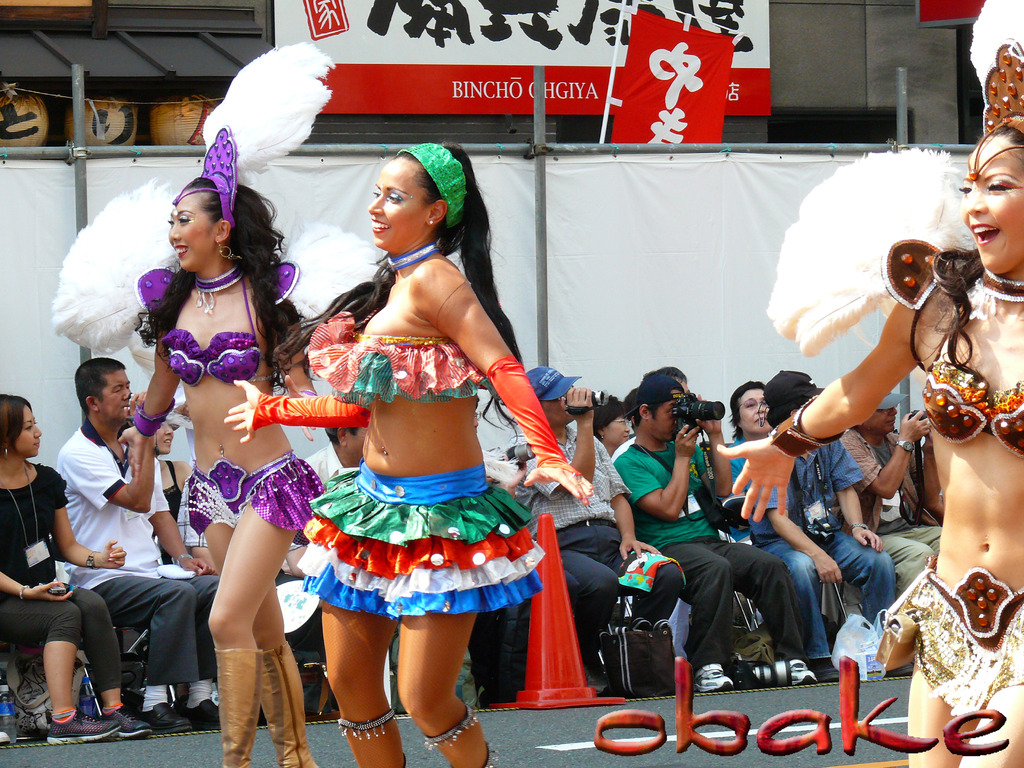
[767,397,844,458]
[133,402,173,437]
[19,584,27,600]
[176,553,190,565]
[299,389,317,398]
[850,522,869,531]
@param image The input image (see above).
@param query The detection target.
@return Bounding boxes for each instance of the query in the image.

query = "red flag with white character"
[612,11,735,144]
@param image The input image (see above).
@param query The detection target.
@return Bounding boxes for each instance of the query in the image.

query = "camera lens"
[750,660,792,687]
[591,390,609,407]
[504,444,535,464]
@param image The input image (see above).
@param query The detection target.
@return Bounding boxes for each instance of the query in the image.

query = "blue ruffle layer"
[304,567,541,618]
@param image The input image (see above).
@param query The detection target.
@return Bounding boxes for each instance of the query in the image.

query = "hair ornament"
[173,126,238,226]
[399,143,466,226]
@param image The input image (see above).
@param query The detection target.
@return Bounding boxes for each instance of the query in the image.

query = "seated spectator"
[727,381,769,486]
[593,396,631,459]
[304,425,367,487]
[57,358,219,734]
[841,396,942,593]
[751,371,896,682]
[614,374,814,692]
[0,394,151,743]
[612,367,688,462]
[513,367,684,691]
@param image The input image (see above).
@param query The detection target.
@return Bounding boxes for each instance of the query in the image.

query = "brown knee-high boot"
[261,644,319,767]
[217,649,263,768]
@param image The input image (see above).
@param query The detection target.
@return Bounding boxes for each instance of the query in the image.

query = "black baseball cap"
[627,374,683,416]
[764,370,822,428]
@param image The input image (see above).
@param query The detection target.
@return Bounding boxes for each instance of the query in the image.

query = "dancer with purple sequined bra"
[130,128,359,767]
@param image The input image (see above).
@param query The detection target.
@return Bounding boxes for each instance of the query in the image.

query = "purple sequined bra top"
[165,277,260,385]
[137,263,300,387]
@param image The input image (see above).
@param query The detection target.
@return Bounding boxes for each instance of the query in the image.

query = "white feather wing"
[286,222,379,320]
[203,43,334,181]
[52,180,176,352]
[767,149,972,357]
[971,0,1024,89]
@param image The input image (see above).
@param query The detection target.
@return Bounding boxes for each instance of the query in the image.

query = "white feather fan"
[970,0,1024,90]
[767,149,973,357]
[285,221,379,319]
[202,43,333,182]
[51,180,177,352]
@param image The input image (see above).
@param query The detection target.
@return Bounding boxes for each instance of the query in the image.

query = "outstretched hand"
[524,464,594,504]
[225,380,262,443]
[719,438,795,522]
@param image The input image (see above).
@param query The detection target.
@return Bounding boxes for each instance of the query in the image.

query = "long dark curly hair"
[277,142,521,396]
[927,122,1024,370]
[137,179,300,389]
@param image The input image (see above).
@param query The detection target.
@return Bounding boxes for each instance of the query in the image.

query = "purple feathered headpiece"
[173,126,238,227]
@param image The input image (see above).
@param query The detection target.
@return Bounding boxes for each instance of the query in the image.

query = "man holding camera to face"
[614,374,814,692]
[510,367,684,692]
[751,371,896,682]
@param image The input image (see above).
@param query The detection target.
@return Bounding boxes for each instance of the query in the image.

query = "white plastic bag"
[830,613,885,680]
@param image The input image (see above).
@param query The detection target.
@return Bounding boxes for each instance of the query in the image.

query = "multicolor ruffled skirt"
[299,462,544,618]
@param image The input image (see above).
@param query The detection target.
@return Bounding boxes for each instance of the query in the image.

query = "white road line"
[538,716,910,751]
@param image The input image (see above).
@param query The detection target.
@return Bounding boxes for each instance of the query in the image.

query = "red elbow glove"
[486,356,571,470]
[252,395,370,432]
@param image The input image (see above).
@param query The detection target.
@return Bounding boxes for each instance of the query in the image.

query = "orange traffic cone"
[515,513,625,709]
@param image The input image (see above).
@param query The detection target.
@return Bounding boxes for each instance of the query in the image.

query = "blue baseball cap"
[527,366,579,400]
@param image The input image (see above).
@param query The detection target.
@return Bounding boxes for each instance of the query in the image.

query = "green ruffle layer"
[311,470,532,546]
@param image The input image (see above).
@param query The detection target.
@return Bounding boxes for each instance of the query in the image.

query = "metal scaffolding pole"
[533,65,549,367]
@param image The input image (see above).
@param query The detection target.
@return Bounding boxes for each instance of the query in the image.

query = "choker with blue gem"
[388,243,440,271]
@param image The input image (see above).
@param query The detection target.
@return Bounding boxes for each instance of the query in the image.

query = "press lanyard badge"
[804,499,827,525]
[24,539,49,568]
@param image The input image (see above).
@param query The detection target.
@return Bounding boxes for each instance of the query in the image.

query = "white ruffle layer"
[298,542,545,601]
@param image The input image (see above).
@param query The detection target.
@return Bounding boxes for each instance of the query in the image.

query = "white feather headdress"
[970,0,1024,92]
[767,149,973,356]
[202,43,333,182]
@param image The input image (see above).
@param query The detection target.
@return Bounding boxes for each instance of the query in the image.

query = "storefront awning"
[0,30,271,80]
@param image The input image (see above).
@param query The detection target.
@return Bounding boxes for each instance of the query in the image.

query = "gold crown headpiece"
[983,42,1024,134]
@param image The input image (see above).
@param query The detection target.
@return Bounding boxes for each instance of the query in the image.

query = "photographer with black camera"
[507,367,683,695]
[614,374,815,692]
[750,371,896,682]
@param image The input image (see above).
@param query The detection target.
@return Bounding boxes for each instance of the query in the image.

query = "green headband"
[399,143,466,227]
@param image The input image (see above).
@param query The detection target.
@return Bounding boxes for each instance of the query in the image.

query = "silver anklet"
[338,708,395,739]
[483,744,496,767]
[423,706,479,750]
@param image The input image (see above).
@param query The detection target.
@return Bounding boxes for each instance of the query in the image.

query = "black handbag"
[599,619,675,698]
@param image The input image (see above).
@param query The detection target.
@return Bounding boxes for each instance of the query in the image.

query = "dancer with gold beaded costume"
[725,1,1024,764]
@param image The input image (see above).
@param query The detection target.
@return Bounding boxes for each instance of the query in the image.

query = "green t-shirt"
[613,443,717,549]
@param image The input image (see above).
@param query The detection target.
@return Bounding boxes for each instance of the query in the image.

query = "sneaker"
[47,711,121,744]
[105,707,153,739]
[0,731,9,744]
[694,663,734,693]
[787,659,818,686]
[808,656,840,683]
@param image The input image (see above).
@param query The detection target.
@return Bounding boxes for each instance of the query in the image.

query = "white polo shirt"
[57,420,168,590]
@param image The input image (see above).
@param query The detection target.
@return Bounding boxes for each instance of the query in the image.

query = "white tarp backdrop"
[1,152,920,466]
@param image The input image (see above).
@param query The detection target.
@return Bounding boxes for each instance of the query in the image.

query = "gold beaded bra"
[923,362,1024,457]
[883,242,1024,457]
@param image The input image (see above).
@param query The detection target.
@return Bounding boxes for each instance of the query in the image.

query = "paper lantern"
[64,98,138,146]
[150,96,217,145]
[0,93,49,147]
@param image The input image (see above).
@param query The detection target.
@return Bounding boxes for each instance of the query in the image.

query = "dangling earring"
[219,243,241,261]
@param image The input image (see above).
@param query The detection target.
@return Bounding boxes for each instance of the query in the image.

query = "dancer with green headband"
[227,142,592,768]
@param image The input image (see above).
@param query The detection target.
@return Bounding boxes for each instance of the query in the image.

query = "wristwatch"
[896,440,914,453]
[86,552,97,568]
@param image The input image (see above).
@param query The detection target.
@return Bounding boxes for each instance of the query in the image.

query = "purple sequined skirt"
[183,452,323,539]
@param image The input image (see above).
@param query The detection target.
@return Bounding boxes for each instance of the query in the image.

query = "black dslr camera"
[805,516,842,546]
[672,392,725,429]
